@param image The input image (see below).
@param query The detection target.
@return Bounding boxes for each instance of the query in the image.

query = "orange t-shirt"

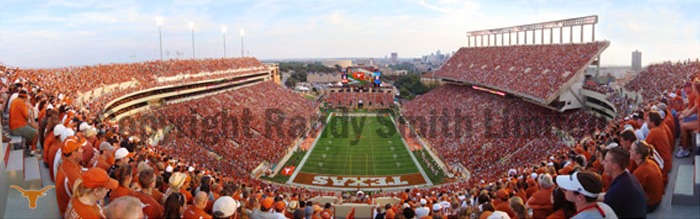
[385,209,396,219]
[546,209,567,219]
[633,159,664,206]
[479,211,493,219]
[646,127,672,176]
[64,197,104,219]
[558,164,575,175]
[95,156,111,171]
[696,94,700,116]
[662,124,673,151]
[9,98,29,130]
[663,110,675,136]
[57,159,84,215]
[152,190,165,206]
[43,135,55,165]
[688,92,697,109]
[37,108,46,124]
[182,204,212,219]
[48,138,63,181]
[495,201,516,218]
[133,191,165,219]
[109,186,134,203]
[526,186,539,200]
[527,187,553,219]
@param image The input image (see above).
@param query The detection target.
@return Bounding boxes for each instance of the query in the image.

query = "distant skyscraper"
[391,52,398,64]
[631,50,642,71]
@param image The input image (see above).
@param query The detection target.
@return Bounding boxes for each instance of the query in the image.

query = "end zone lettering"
[312,176,408,187]
[292,172,427,188]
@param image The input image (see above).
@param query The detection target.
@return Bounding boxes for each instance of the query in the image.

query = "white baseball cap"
[114,148,129,160]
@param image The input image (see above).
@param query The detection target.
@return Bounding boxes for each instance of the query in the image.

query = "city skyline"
[1,0,699,68]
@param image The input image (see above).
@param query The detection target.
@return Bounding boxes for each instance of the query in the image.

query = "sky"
[0,0,699,68]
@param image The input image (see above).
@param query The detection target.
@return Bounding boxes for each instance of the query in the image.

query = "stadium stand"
[1,54,699,219]
[435,42,609,102]
[625,60,700,102]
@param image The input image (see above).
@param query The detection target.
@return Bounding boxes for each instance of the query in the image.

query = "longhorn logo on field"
[11,185,55,209]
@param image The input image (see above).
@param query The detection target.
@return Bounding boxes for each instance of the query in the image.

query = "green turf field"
[300,115,420,176]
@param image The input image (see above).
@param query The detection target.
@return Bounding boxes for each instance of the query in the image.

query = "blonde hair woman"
[64,168,118,219]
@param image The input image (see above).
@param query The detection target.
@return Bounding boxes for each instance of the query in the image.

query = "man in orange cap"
[250,197,276,218]
[494,189,515,218]
[272,201,286,218]
[65,167,119,219]
[56,136,87,215]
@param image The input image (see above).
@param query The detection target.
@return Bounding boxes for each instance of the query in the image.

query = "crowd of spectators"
[435,42,608,100]
[11,57,267,112]
[402,84,608,187]
[625,60,700,101]
[138,81,319,180]
[1,54,698,219]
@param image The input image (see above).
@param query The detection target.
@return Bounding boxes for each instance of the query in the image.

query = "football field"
[299,114,419,176]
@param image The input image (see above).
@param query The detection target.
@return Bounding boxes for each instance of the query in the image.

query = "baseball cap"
[274,201,286,212]
[84,127,97,138]
[114,148,129,160]
[79,122,90,132]
[213,196,239,218]
[261,197,274,209]
[555,172,600,198]
[62,136,87,154]
[419,198,427,206]
[99,142,114,151]
[487,211,511,219]
[60,128,75,142]
[53,124,66,137]
[432,203,442,212]
[496,189,508,199]
[82,168,118,189]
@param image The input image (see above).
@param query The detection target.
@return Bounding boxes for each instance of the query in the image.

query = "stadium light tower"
[240,28,245,57]
[157,17,164,60]
[189,21,195,59]
[222,25,227,58]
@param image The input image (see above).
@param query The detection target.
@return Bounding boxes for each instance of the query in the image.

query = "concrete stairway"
[2,139,59,218]
[671,134,700,205]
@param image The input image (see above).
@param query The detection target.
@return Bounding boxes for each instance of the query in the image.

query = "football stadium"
[1,7,699,219]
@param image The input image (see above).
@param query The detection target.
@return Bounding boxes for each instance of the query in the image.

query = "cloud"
[0,0,698,67]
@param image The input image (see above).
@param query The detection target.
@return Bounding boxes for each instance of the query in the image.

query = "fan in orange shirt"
[678,80,700,158]
[133,168,164,218]
[108,164,135,202]
[527,174,554,219]
[630,140,664,213]
[183,192,212,219]
[46,125,65,181]
[64,168,118,219]
[645,111,672,185]
[56,136,87,215]
[9,89,38,155]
